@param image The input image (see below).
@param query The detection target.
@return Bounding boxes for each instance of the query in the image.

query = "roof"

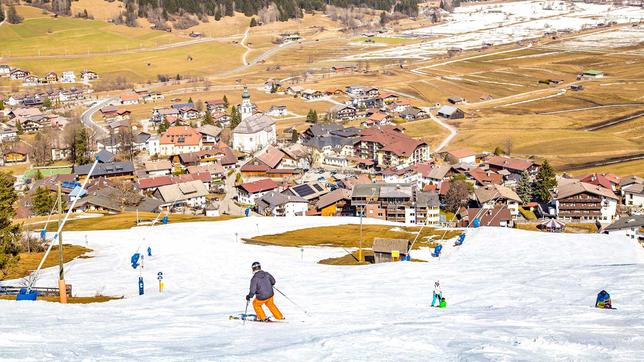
[475,184,522,204]
[466,207,512,226]
[74,161,134,177]
[416,191,440,208]
[556,181,619,200]
[372,238,410,254]
[120,93,140,102]
[467,168,503,185]
[603,215,644,231]
[414,163,450,180]
[620,175,644,187]
[487,156,534,172]
[360,126,426,157]
[448,148,476,160]
[198,125,223,138]
[138,176,173,189]
[577,173,620,189]
[352,183,413,199]
[316,188,352,209]
[233,114,275,134]
[238,179,279,194]
[144,160,172,172]
[187,163,225,176]
[96,149,115,163]
[622,183,644,195]
[256,146,285,169]
[76,186,162,213]
[160,126,201,147]
[583,69,603,75]
[157,180,209,203]
[286,182,328,201]
[257,191,307,211]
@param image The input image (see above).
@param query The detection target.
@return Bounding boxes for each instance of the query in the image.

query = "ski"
[229,314,287,323]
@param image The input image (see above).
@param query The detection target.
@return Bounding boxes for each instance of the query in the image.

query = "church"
[232,86,277,154]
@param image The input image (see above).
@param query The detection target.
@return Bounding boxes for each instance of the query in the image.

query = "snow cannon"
[245,208,250,217]
[162,216,168,225]
[40,229,46,240]
[147,247,152,257]
[473,218,480,228]
[16,288,38,301]
[131,253,141,269]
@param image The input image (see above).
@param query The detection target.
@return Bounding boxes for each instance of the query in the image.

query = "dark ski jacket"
[247,271,276,301]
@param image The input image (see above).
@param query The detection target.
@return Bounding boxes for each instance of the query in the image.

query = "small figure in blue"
[147,246,152,257]
[431,281,442,307]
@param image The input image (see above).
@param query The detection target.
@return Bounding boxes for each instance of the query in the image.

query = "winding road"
[81,97,117,140]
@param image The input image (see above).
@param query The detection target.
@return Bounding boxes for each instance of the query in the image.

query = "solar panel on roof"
[313,184,323,192]
[293,184,314,197]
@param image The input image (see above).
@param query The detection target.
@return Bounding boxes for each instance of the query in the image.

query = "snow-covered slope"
[1,217,643,360]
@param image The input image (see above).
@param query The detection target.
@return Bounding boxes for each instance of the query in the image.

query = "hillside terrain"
[1,217,642,359]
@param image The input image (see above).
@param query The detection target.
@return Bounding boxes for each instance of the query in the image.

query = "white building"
[236,179,279,206]
[475,184,522,219]
[61,71,76,83]
[603,215,644,243]
[622,183,644,209]
[232,114,276,153]
[155,180,208,209]
[257,191,308,217]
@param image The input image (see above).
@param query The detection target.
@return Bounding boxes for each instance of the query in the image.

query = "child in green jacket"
[438,297,447,308]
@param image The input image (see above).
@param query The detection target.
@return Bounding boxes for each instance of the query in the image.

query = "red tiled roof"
[256,147,285,169]
[468,168,503,185]
[448,148,476,159]
[241,163,270,172]
[160,126,201,146]
[238,179,279,194]
[138,176,173,189]
[578,173,620,189]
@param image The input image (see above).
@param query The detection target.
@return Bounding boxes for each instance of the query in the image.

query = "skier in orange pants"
[246,262,284,321]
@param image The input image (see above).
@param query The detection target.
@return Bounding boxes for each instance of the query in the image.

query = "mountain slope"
[1,217,643,359]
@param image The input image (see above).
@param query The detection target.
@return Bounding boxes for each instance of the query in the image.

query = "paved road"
[421,108,458,152]
[81,97,117,140]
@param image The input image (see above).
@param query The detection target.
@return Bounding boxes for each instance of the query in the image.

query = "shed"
[372,238,410,263]
[437,105,464,119]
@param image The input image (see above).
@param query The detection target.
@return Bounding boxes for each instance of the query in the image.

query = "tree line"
[125,0,419,26]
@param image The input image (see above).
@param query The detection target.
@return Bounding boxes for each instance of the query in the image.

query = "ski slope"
[1,217,644,360]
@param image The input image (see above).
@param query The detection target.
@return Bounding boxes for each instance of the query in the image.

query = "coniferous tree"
[31,187,56,216]
[0,3,5,23]
[158,119,171,134]
[203,111,214,125]
[230,107,241,130]
[516,171,533,204]
[222,95,229,109]
[534,160,556,202]
[306,109,318,123]
[0,172,21,277]
[249,17,258,27]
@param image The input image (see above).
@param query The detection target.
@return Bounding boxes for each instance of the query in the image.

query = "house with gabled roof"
[236,179,280,205]
[159,126,202,156]
[257,191,308,217]
[358,125,430,168]
[554,180,619,224]
[232,114,276,153]
[475,184,522,219]
[487,155,538,175]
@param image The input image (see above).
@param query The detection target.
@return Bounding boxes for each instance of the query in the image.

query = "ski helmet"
[251,262,261,271]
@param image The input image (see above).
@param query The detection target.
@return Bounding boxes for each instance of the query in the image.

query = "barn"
[372,238,410,263]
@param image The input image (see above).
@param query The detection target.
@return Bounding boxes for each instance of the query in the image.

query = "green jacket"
[439,299,447,308]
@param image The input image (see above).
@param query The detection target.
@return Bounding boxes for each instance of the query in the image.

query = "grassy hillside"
[0,12,180,57]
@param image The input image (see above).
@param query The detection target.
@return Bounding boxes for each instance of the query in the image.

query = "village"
[1,71,642,244]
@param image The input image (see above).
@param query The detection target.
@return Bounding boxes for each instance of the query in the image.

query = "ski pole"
[243,300,250,325]
[274,287,311,317]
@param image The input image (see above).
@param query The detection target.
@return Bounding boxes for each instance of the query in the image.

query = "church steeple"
[240,86,253,121]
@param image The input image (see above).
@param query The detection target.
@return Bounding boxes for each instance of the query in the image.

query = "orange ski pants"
[253,296,283,320]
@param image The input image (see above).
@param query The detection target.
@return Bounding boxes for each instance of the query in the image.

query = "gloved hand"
[246,295,251,301]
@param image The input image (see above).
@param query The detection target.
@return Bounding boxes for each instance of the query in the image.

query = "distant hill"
[125,0,421,26]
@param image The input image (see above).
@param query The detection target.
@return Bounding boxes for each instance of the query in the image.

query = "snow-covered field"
[2,217,644,360]
[346,1,644,60]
